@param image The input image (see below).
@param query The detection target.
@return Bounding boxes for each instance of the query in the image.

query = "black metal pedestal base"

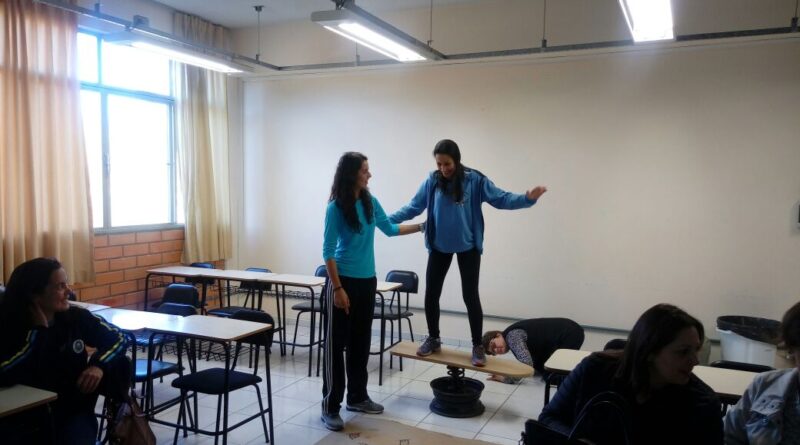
[429,366,485,418]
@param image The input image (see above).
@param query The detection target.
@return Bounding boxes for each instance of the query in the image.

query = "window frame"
[78,30,182,233]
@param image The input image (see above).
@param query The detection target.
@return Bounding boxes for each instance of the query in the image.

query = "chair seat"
[292,301,323,312]
[172,368,262,394]
[134,330,166,347]
[373,309,413,320]
[208,306,250,317]
[134,359,181,381]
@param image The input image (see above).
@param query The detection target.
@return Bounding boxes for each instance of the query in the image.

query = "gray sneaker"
[346,398,384,414]
[416,337,442,356]
[321,412,344,431]
[472,345,487,367]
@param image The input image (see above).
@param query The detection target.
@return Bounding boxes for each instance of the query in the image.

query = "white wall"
[238,39,800,335]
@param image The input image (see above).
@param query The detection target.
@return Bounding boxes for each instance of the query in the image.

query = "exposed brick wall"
[72,228,224,310]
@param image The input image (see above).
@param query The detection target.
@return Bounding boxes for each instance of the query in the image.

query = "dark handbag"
[568,391,633,445]
[522,418,570,445]
[107,394,156,445]
[522,392,633,445]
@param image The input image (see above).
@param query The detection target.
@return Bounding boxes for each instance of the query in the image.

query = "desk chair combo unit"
[372,270,418,385]
[289,266,327,377]
[209,267,273,317]
[168,315,274,445]
[391,341,533,417]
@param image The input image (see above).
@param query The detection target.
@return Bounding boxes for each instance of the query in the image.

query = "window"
[77,31,181,229]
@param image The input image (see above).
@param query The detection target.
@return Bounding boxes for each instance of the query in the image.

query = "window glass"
[107,95,171,226]
[101,40,171,96]
[77,33,98,83]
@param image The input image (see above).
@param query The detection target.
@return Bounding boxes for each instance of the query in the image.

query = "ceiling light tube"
[618,0,674,42]
[103,31,252,74]
[311,7,443,62]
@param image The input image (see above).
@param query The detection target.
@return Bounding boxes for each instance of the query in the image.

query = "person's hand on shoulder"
[526,186,547,201]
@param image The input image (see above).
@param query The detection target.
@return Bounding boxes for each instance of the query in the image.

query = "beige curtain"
[173,13,232,263]
[0,0,93,282]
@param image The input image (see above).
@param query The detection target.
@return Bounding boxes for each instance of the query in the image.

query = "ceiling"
[151,0,486,29]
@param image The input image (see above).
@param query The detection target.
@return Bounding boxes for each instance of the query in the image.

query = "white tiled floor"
[137,328,547,445]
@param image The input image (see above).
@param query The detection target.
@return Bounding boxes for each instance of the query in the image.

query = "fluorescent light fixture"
[311,8,441,62]
[618,0,674,42]
[103,31,251,74]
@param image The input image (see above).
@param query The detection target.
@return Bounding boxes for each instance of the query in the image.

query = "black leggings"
[425,248,482,346]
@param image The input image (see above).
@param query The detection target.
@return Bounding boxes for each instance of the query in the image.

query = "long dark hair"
[329,152,373,232]
[781,300,800,351]
[433,139,468,203]
[615,304,704,394]
[1,257,62,328]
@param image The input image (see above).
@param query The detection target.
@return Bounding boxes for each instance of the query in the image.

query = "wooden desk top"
[70,301,110,312]
[164,315,272,342]
[376,281,402,292]
[96,308,271,341]
[544,349,758,399]
[190,269,276,281]
[544,349,591,373]
[0,385,57,418]
[268,274,326,287]
[146,266,205,277]
[390,341,533,379]
[95,308,183,332]
[693,366,758,398]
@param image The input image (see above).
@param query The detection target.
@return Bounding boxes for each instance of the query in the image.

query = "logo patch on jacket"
[72,339,85,354]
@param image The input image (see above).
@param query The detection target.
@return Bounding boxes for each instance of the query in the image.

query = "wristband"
[333,286,343,292]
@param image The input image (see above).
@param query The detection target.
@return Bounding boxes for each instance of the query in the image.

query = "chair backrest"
[162,283,200,307]
[190,262,213,269]
[710,360,774,373]
[157,302,197,317]
[241,267,272,292]
[603,339,627,351]
[314,265,328,278]
[231,309,275,348]
[186,262,216,286]
[385,270,418,294]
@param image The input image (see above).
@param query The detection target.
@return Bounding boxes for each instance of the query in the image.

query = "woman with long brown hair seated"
[538,304,723,445]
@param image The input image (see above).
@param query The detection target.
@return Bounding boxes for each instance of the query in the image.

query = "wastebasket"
[716,316,780,367]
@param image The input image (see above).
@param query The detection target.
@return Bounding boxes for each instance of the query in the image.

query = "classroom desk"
[543,349,759,404]
[144,267,325,376]
[213,271,326,377]
[0,385,57,419]
[98,308,273,445]
[152,314,273,445]
[69,300,110,312]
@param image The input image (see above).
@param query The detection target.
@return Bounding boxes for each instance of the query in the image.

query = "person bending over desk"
[538,304,722,445]
[0,258,130,445]
[724,300,800,445]
[482,317,584,383]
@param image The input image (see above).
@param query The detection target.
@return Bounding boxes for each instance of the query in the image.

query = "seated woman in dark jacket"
[538,304,723,445]
[0,258,129,444]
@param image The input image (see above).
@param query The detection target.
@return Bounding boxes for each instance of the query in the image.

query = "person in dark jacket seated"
[538,304,723,445]
[481,318,584,383]
[0,258,129,445]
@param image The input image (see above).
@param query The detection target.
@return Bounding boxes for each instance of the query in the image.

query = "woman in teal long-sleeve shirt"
[390,139,547,367]
[320,152,422,432]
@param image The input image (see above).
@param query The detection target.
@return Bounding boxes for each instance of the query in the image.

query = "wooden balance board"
[390,341,533,418]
